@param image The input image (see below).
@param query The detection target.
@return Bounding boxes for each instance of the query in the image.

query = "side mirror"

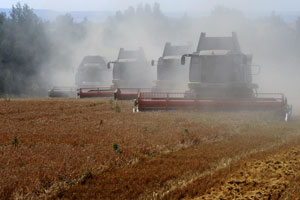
[107,62,113,69]
[151,60,156,66]
[181,55,186,65]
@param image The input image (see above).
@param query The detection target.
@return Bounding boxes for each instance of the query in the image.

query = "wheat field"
[0,98,300,199]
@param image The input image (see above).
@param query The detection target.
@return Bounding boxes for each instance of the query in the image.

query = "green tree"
[0,3,49,95]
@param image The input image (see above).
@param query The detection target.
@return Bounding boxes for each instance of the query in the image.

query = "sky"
[1,0,300,12]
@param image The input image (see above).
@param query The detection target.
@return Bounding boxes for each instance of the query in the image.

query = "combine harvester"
[151,42,192,92]
[135,32,292,121]
[79,48,154,99]
[76,55,113,98]
[49,55,111,98]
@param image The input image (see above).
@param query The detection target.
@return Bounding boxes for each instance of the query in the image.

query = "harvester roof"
[117,48,147,62]
[78,55,106,70]
[162,43,192,57]
[81,56,106,64]
[196,32,241,53]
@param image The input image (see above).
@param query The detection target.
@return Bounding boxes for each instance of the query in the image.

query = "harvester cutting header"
[135,32,292,121]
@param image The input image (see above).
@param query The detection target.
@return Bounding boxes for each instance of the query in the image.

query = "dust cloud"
[38,3,299,113]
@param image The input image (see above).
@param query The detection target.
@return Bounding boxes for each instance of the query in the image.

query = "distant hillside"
[0,8,114,22]
[0,8,299,23]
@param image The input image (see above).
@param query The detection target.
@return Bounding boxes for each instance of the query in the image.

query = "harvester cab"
[181,32,257,98]
[75,56,112,88]
[76,55,115,98]
[152,42,192,92]
[108,48,153,89]
[99,48,155,100]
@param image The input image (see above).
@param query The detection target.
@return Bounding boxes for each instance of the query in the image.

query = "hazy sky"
[1,0,300,12]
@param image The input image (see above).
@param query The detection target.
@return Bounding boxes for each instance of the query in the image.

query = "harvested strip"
[56,134,286,200]
[194,145,300,199]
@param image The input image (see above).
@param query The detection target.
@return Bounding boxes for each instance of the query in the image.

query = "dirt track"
[0,98,300,199]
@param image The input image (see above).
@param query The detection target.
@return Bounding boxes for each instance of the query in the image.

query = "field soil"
[0,98,300,200]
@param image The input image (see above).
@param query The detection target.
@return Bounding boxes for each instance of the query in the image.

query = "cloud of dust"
[41,3,300,114]
[42,3,191,90]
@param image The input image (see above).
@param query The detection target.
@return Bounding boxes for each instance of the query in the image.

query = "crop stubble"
[0,98,299,199]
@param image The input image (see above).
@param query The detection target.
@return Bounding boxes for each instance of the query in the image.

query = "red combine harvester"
[48,55,112,98]
[79,48,154,99]
[151,42,192,92]
[109,48,154,100]
[135,32,292,121]
[76,56,114,98]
